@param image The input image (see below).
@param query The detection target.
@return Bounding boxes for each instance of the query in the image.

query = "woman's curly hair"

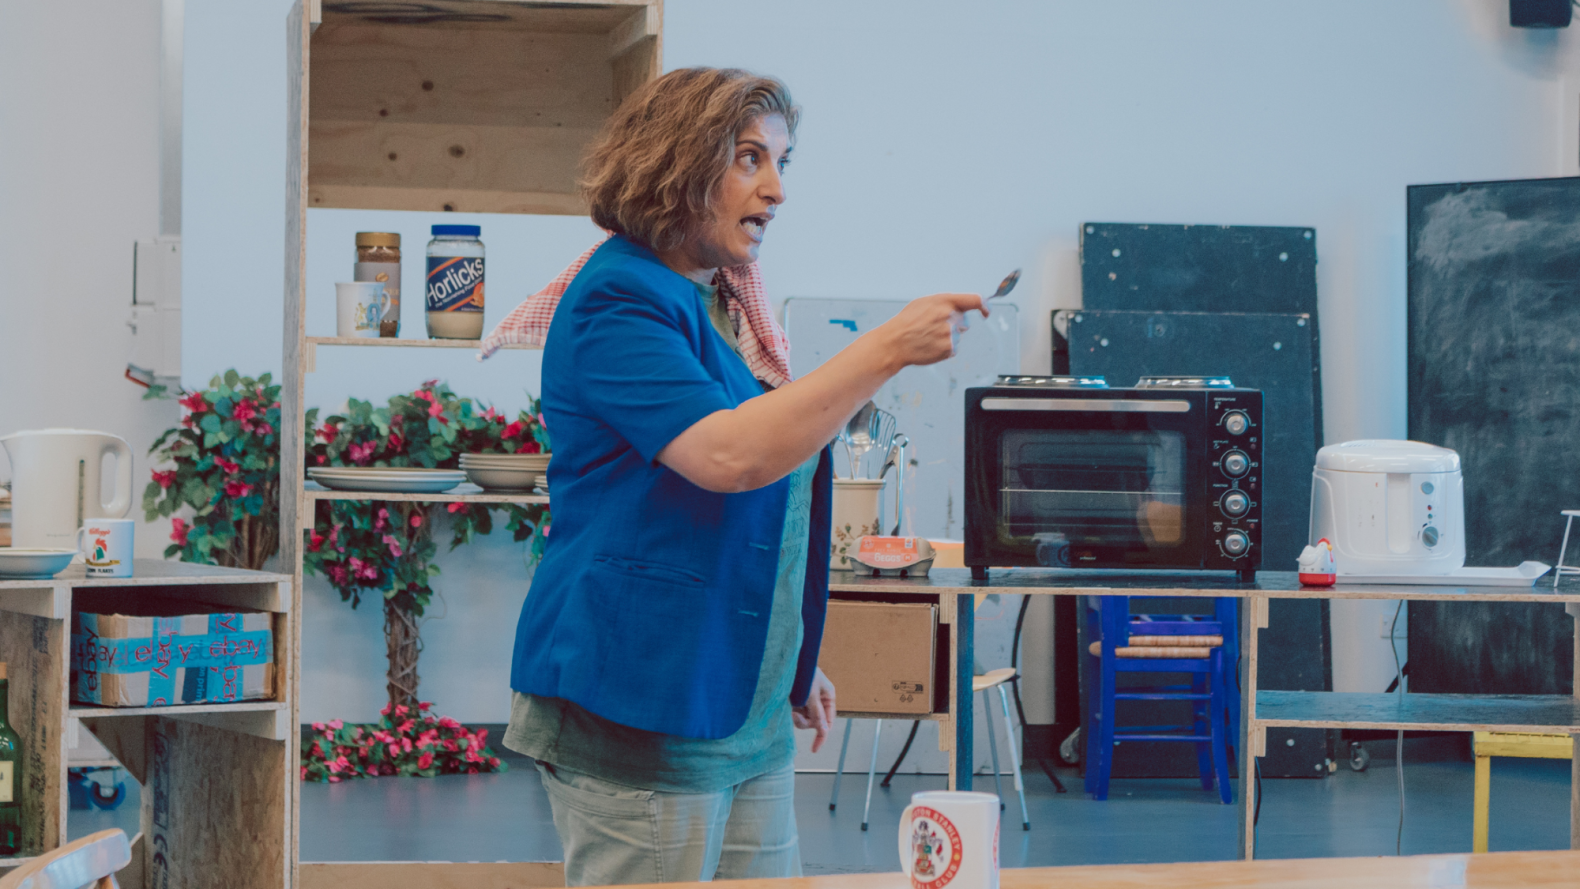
[581,67,798,254]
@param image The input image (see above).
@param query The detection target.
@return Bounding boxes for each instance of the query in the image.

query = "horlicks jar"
[425,224,485,339]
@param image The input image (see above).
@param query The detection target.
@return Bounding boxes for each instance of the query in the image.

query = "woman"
[503,67,984,886]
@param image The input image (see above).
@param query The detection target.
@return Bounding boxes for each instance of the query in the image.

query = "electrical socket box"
[129,236,182,385]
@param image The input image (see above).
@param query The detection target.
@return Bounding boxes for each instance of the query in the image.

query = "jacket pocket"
[590,554,705,588]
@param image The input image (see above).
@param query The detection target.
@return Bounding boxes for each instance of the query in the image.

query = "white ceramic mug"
[832,479,885,569]
[336,282,390,338]
[78,518,134,578]
[898,791,1000,889]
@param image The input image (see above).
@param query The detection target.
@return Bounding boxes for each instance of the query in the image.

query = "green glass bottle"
[0,663,21,856]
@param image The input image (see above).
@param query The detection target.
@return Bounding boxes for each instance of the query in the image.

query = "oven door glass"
[999,428,1190,563]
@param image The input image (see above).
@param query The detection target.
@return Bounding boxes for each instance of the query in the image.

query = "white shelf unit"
[281,2,661,886]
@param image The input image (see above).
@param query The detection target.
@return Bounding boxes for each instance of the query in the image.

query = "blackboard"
[1407,177,1580,696]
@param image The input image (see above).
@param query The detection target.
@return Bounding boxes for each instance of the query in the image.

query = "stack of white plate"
[308,466,465,494]
[459,452,551,493]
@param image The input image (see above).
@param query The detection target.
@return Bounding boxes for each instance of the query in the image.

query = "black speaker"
[1511,0,1571,28]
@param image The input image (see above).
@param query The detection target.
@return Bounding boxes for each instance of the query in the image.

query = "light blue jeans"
[535,761,802,886]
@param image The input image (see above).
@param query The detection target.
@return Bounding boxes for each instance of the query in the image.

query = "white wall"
[169,0,1580,740]
[0,1,180,560]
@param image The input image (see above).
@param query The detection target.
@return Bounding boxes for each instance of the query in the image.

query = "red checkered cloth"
[477,237,794,390]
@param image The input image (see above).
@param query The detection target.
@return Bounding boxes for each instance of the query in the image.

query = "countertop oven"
[964,376,1263,581]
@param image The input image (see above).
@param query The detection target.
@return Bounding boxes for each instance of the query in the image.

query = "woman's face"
[690,113,791,271]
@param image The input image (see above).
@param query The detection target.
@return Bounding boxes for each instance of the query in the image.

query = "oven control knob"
[1221,450,1250,478]
[1221,490,1250,517]
[1223,411,1249,436]
[1223,530,1250,556]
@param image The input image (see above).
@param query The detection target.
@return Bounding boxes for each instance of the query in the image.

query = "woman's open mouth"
[740,215,770,242]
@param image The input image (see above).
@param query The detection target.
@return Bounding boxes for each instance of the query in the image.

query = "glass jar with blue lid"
[425,224,485,339]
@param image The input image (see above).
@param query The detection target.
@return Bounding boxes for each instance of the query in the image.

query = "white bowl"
[461,452,550,464]
[462,466,540,492]
[0,548,78,579]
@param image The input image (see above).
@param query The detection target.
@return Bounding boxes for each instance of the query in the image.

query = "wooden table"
[829,569,1580,859]
[588,850,1580,889]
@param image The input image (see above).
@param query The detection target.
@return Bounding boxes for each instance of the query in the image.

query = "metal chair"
[0,829,131,889]
[1083,596,1235,804]
[829,667,1031,831]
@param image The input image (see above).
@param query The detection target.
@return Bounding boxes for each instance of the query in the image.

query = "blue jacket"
[510,236,832,740]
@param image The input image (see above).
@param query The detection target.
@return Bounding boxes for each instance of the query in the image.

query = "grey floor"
[284,752,1573,872]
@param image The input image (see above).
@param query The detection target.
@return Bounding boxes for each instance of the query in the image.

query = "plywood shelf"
[308,0,660,215]
[1255,691,1580,733]
[305,336,540,350]
[69,701,287,720]
[304,482,548,505]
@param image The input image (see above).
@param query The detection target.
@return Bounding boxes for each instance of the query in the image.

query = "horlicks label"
[426,256,485,313]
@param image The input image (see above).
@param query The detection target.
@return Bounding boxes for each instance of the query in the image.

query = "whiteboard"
[783,299,1020,540]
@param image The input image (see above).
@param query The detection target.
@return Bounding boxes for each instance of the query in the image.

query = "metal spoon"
[988,269,1021,301]
[844,401,878,479]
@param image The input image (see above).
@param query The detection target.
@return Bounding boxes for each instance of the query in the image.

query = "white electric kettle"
[0,429,134,550]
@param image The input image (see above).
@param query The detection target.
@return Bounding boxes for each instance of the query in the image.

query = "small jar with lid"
[354,233,402,337]
[425,225,485,340]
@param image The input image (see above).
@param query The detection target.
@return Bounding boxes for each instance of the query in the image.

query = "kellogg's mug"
[78,518,134,578]
[898,791,999,889]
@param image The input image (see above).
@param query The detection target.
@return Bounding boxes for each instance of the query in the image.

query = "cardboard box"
[819,599,937,715]
[70,595,275,708]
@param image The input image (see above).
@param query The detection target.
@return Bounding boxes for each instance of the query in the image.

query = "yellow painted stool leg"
[1473,754,1491,853]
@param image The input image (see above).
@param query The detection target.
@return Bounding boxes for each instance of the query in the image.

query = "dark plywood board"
[1080,223,1317,316]
[1065,310,1320,569]
[1406,177,1580,695]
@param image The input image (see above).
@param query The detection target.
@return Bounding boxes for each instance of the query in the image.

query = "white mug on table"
[899,791,1000,889]
[78,518,134,578]
[336,282,389,338]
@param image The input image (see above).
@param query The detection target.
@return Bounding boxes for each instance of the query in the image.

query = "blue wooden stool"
[1084,595,1235,804]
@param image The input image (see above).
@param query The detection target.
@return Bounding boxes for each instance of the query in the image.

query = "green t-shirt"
[501,280,817,792]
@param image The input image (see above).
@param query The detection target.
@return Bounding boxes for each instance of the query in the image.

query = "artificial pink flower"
[256,422,274,436]
[410,513,424,528]
[501,420,525,439]
[329,720,344,730]
[317,422,339,443]
[308,530,325,553]
[417,752,434,770]
[152,470,177,489]
[232,399,257,422]
[375,508,389,531]
[514,441,542,455]
[427,400,447,424]
[170,517,190,546]
[179,391,208,414]
[382,534,403,558]
[347,440,376,465]
[447,503,467,513]
[224,480,252,498]
[214,456,240,475]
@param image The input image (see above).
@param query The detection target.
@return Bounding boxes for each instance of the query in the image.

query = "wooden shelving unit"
[281,2,661,886]
[0,560,292,886]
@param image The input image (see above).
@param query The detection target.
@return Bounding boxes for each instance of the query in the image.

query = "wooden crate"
[308,0,662,215]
